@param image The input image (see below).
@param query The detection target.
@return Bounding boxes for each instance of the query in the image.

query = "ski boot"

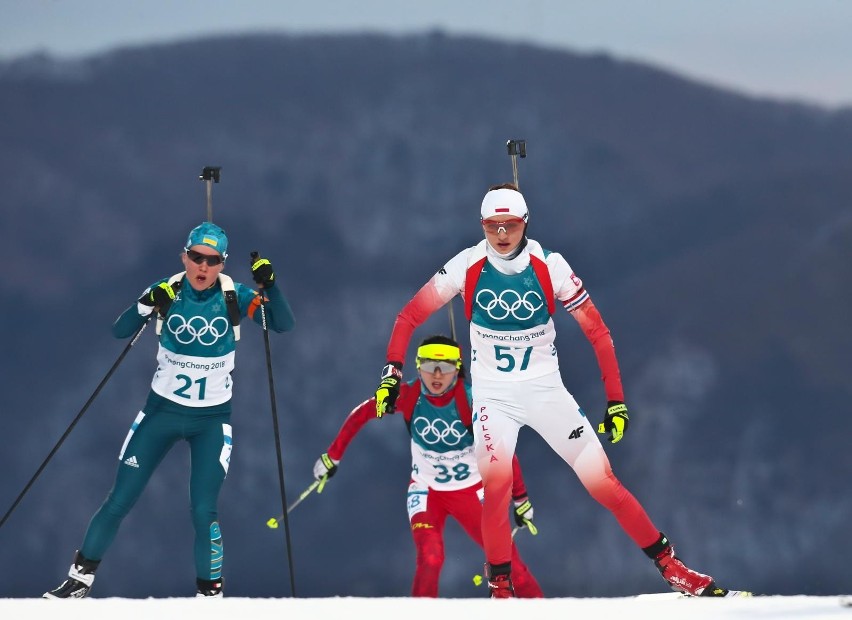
[485,562,515,599]
[644,534,715,596]
[43,550,99,599]
[196,577,223,598]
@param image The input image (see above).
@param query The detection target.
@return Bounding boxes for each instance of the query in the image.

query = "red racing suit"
[325,378,543,597]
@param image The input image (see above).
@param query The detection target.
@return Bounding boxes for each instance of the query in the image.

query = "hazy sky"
[1,0,850,108]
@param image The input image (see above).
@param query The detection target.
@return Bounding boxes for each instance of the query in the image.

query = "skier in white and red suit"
[373,184,748,599]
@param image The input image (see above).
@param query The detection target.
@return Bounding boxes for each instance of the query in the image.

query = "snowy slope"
[7,594,852,620]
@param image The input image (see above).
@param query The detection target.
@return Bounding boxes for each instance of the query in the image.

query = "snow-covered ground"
[8,594,852,619]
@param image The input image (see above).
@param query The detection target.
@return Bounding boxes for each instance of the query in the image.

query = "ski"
[713,590,754,598]
[634,592,688,600]
[635,589,753,600]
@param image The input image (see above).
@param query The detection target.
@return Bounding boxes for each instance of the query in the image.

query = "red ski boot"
[485,563,515,599]
[488,573,515,598]
[653,544,714,596]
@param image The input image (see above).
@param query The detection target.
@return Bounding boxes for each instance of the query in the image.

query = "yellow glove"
[597,401,630,444]
[375,362,403,417]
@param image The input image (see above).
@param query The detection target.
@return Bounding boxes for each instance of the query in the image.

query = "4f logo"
[568,426,584,439]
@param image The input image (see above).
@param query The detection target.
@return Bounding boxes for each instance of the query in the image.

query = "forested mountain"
[1,32,850,598]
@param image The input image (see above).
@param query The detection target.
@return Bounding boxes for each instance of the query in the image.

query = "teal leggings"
[80,407,232,581]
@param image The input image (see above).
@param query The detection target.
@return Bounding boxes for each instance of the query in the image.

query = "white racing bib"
[151,346,235,407]
[470,320,559,381]
[407,481,429,520]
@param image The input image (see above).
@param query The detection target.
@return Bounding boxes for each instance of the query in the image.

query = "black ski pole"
[252,251,297,597]
[199,166,221,222]
[506,139,526,189]
[0,316,153,531]
[447,297,458,342]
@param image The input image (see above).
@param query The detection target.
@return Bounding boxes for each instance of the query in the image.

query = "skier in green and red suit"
[313,334,543,597]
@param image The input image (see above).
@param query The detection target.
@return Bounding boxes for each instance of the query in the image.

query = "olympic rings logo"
[166,314,230,345]
[412,416,469,446]
[475,288,544,321]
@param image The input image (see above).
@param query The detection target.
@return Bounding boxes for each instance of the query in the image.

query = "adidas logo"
[124,455,140,468]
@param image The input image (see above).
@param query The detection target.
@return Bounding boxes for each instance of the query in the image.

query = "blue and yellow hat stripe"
[186,221,229,258]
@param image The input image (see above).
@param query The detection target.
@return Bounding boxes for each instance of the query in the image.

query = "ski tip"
[701,586,755,598]
[266,517,279,529]
[719,590,754,598]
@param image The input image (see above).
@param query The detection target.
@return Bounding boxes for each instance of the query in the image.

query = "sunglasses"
[185,249,225,266]
[417,359,460,374]
[481,217,525,234]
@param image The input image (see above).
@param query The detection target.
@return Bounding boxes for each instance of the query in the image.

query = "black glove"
[375,362,403,417]
[138,281,179,317]
[597,401,630,444]
[513,496,534,527]
[313,453,339,481]
[512,495,539,535]
[250,253,275,288]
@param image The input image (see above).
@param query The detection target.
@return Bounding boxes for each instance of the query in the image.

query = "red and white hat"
[480,188,529,222]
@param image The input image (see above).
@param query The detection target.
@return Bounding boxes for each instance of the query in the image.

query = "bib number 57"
[494,345,532,372]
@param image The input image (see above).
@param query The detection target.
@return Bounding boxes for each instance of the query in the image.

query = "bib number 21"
[174,374,206,400]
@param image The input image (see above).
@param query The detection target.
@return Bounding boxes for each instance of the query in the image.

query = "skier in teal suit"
[44,222,295,599]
